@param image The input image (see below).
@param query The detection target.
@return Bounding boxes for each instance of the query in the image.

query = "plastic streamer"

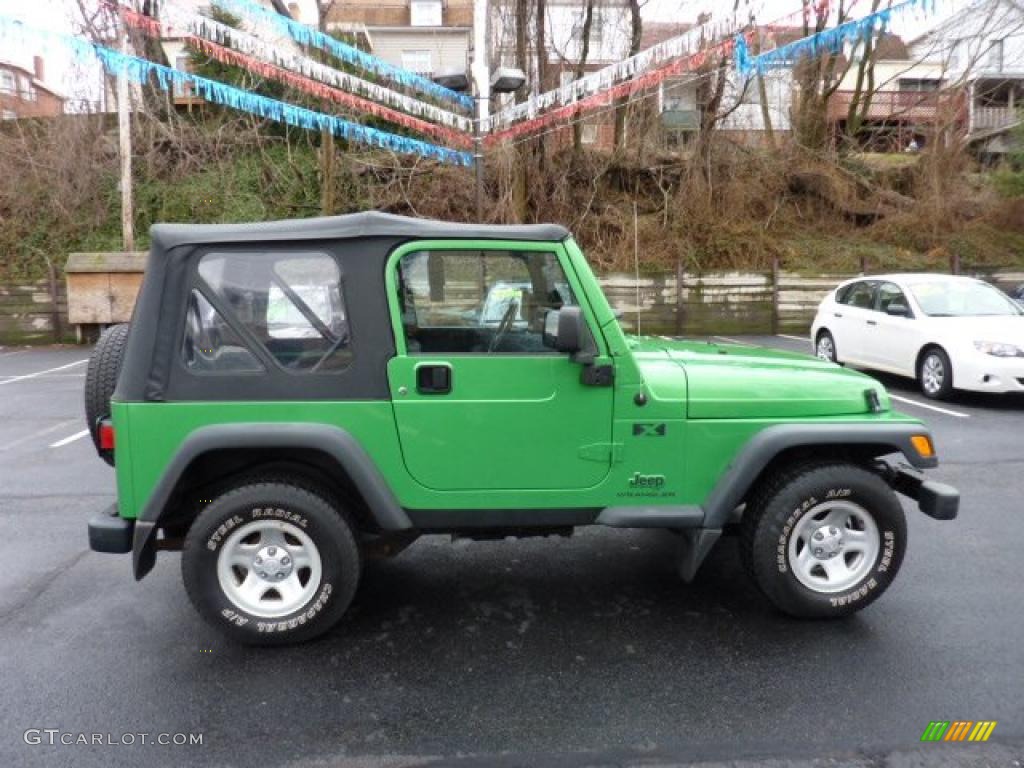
[0,16,473,166]
[736,0,931,77]
[120,7,472,148]
[486,36,741,145]
[212,0,474,110]
[130,2,472,132]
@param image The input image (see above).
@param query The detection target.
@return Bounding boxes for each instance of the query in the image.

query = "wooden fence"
[1,263,1022,345]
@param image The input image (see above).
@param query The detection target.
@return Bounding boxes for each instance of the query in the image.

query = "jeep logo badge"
[629,472,665,488]
[632,423,666,437]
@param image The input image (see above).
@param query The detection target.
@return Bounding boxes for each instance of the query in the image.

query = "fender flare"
[700,422,936,530]
[131,423,412,580]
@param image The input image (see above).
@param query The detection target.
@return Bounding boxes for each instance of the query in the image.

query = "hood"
[921,314,1024,345]
[627,337,889,419]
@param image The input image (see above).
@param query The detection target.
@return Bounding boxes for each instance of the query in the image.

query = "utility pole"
[116,1,134,251]
[472,0,489,222]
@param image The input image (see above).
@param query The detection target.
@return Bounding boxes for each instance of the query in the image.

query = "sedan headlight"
[973,341,1024,357]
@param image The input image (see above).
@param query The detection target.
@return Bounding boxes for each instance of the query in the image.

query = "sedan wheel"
[816,332,837,363]
[919,348,954,400]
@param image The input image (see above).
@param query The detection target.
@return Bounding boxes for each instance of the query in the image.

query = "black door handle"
[866,319,877,326]
[416,364,452,395]
[834,312,843,318]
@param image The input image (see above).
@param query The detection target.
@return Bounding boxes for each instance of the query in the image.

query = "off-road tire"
[182,482,361,645]
[84,323,129,464]
[740,462,906,618]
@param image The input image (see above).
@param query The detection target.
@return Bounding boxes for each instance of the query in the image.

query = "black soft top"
[150,211,570,250]
[117,212,572,404]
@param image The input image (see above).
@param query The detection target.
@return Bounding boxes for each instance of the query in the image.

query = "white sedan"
[810,274,1024,399]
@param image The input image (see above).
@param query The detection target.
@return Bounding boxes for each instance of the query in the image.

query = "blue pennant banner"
[213,0,474,110]
[0,15,473,166]
[735,0,931,78]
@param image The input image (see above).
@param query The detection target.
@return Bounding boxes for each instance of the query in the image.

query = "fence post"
[45,256,62,344]
[859,254,867,275]
[950,251,961,275]
[770,257,780,335]
[675,258,685,336]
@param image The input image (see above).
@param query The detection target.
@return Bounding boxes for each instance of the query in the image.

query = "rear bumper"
[885,463,959,520]
[88,504,134,553]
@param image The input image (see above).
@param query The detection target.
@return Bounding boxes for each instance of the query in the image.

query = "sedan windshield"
[907,280,1022,317]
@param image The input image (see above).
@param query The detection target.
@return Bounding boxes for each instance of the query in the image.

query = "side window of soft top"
[183,251,352,374]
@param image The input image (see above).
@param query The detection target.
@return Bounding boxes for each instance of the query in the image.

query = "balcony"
[828,90,966,125]
[973,106,1020,133]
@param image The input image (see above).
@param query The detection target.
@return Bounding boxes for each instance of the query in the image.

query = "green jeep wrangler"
[85,212,959,645]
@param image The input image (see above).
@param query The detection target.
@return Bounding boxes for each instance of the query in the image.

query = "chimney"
[32,55,44,82]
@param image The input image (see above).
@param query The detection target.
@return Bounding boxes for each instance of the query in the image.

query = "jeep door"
[386,242,614,491]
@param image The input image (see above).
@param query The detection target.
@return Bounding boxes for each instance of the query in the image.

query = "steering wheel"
[488,300,519,353]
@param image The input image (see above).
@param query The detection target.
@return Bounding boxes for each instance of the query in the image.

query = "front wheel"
[182,482,361,645]
[740,462,906,618]
[918,347,954,400]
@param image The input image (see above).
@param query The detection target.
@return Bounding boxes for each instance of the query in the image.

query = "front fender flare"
[131,423,412,580]
[700,422,936,530]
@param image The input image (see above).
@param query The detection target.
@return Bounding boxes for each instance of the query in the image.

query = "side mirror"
[543,307,597,362]
[886,302,911,317]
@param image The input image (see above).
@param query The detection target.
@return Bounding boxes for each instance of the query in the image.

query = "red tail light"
[99,421,116,451]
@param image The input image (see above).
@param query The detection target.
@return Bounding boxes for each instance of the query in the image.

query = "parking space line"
[888,394,970,419]
[0,359,88,386]
[50,429,90,448]
[0,419,79,453]
[713,335,747,345]
[777,334,808,343]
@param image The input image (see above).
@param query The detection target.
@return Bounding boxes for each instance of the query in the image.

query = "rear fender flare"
[131,423,411,580]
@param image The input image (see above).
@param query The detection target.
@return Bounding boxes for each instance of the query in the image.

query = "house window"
[410,0,442,27]
[948,38,964,70]
[581,123,598,144]
[401,50,433,76]
[0,70,15,95]
[989,39,1005,71]
[898,78,942,92]
[18,74,35,102]
[1,110,16,120]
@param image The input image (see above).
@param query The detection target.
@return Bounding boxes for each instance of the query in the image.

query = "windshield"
[907,280,1022,317]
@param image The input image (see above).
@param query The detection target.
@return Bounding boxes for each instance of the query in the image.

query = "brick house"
[0,57,65,120]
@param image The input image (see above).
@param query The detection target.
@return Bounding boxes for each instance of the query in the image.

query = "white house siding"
[660,69,793,134]
[366,29,471,77]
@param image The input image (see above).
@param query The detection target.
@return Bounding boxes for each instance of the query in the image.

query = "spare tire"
[84,323,130,465]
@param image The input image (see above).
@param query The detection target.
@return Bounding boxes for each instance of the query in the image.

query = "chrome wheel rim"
[922,355,944,395]
[816,335,835,361]
[216,520,322,618]
[787,500,880,594]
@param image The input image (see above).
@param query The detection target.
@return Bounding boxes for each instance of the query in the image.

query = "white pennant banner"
[160,2,472,133]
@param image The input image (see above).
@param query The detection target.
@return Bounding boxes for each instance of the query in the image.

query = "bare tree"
[612,0,643,152]
[572,0,596,155]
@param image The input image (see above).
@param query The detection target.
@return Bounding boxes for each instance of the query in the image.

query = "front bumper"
[88,504,135,553]
[954,352,1024,394]
[885,463,959,520]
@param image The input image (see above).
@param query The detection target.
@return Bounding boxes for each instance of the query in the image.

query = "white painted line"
[0,419,79,453]
[0,359,88,386]
[50,429,90,448]
[713,335,747,345]
[777,334,808,343]
[888,394,970,419]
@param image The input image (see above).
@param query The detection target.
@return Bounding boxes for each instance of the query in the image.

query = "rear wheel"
[815,330,837,363]
[84,323,129,465]
[918,347,954,400]
[740,462,906,618]
[182,482,361,645]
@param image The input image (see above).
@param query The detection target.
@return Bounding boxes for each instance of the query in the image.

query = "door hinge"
[581,364,614,387]
[578,442,623,463]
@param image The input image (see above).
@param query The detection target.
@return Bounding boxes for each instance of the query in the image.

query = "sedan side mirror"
[886,303,911,317]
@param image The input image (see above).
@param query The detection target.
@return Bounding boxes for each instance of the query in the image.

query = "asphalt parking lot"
[1,340,1022,768]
